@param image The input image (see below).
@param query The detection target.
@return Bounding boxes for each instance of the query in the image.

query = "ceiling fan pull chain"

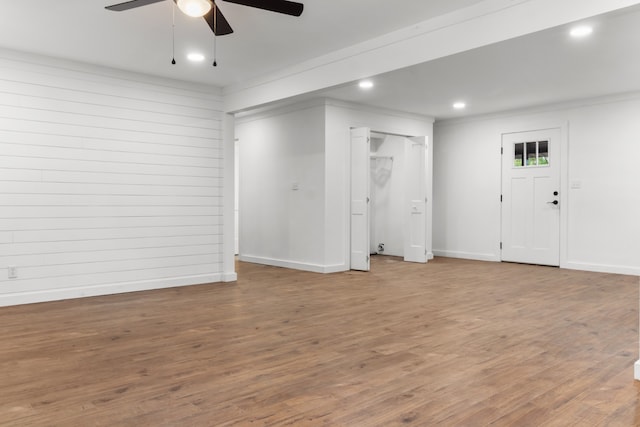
[213,37,217,67]
[171,2,177,65]
[212,2,218,67]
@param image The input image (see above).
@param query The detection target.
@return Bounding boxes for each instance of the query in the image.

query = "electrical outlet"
[8,266,17,279]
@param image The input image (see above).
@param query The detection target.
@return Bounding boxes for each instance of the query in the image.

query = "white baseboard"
[238,255,347,274]
[433,249,500,262]
[563,261,640,277]
[0,274,223,307]
[433,251,640,275]
[222,272,238,282]
[428,252,435,260]
[323,263,349,274]
[635,360,640,381]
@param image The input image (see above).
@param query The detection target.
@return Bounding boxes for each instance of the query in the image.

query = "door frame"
[499,122,569,268]
[348,127,432,270]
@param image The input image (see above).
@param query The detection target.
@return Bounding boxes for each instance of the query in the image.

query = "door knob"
[547,200,559,205]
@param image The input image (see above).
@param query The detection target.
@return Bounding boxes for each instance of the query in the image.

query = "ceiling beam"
[223,0,640,113]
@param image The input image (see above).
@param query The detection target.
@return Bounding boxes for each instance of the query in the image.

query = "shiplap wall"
[0,49,225,306]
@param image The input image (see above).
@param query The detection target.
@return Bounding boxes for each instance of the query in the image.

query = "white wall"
[0,49,228,306]
[236,99,433,273]
[433,94,640,275]
[370,134,406,257]
[236,101,326,271]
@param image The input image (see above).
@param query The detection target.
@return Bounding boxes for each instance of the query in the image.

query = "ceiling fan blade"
[204,3,234,36]
[222,0,303,17]
[105,0,165,11]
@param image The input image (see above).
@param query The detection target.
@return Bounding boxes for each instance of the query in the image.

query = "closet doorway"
[350,127,430,271]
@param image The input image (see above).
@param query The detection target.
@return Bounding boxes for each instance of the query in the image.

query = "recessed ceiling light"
[187,52,205,62]
[453,102,466,110]
[359,80,374,89]
[570,25,593,38]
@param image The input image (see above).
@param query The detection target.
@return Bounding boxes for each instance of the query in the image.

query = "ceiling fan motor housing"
[105,0,304,36]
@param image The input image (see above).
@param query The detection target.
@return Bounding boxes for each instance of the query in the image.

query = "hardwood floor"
[0,257,639,426]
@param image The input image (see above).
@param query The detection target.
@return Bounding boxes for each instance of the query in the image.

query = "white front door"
[501,129,560,266]
[404,136,427,263]
[350,127,370,271]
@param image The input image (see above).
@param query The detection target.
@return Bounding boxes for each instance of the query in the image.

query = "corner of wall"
[222,113,237,282]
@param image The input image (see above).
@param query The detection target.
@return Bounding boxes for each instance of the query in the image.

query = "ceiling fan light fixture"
[177,0,212,18]
[187,52,205,62]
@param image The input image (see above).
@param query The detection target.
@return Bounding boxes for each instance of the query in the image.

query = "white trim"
[433,250,500,262]
[634,360,640,381]
[222,113,237,283]
[323,264,350,274]
[434,253,640,276]
[560,121,570,270]
[325,99,435,124]
[235,98,434,125]
[0,274,223,307]
[436,90,640,128]
[234,98,329,123]
[222,272,238,282]
[563,261,640,277]
[238,255,347,274]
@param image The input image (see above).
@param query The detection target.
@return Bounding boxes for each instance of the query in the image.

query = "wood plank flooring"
[0,257,639,426]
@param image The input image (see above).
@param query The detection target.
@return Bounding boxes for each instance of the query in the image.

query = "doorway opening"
[369,132,404,259]
[350,127,430,271]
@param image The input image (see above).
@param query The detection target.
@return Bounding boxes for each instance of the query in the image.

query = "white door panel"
[509,177,527,248]
[369,158,377,255]
[404,136,427,263]
[350,127,370,271]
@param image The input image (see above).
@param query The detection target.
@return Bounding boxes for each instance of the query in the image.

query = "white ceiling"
[1,1,639,119]
[0,0,485,87]
[302,4,640,119]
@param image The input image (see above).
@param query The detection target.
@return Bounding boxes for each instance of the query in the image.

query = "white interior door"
[404,136,427,263]
[502,129,560,266]
[369,157,377,255]
[350,127,370,271]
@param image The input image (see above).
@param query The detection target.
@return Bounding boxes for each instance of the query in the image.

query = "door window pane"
[512,140,550,168]
[526,142,537,166]
[514,143,524,167]
[538,140,549,165]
